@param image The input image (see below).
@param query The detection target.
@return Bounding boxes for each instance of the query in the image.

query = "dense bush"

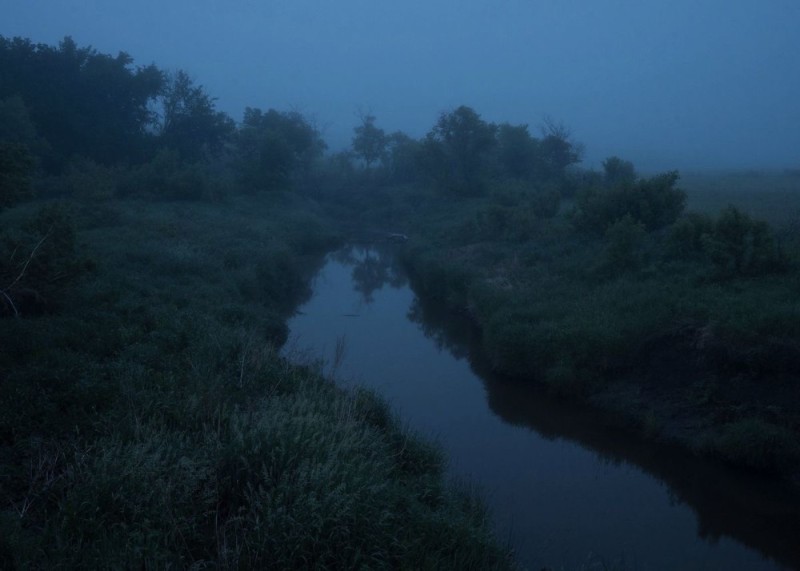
[603,214,647,271]
[117,149,223,201]
[702,206,784,278]
[574,170,686,234]
[0,142,35,209]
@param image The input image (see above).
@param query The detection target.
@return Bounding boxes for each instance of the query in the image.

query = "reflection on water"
[286,246,800,571]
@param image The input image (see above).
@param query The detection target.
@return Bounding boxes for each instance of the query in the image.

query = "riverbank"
[320,171,800,483]
[0,195,516,568]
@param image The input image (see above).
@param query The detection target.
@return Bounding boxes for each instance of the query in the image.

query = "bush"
[0,142,35,209]
[529,182,561,219]
[574,171,686,234]
[117,150,220,201]
[604,214,647,271]
[602,156,636,187]
[702,206,784,278]
[666,212,714,259]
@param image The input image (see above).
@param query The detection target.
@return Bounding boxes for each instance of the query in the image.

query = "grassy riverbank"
[324,170,800,481]
[0,195,515,569]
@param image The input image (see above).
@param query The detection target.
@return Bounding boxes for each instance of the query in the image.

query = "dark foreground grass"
[0,196,515,569]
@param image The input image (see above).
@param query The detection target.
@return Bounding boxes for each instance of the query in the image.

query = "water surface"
[285,246,800,571]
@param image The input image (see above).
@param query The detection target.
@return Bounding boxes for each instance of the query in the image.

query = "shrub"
[574,171,686,234]
[0,142,35,209]
[702,206,784,278]
[604,214,647,271]
[529,182,561,219]
[666,212,714,259]
[117,150,217,201]
[602,156,636,187]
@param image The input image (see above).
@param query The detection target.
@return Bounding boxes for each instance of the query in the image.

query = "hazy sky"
[3,0,799,171]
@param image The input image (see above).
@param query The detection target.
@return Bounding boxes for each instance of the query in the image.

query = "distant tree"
[351,113,387,169]
[423,106,496,195]
[535,117,582,182]
[155,70,235,161]
[384,131,422,184]
[235,108,326,193]
[602,156,636,187]
[496,123,537,179]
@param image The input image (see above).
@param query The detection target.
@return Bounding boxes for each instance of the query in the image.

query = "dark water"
[285,245,800,571]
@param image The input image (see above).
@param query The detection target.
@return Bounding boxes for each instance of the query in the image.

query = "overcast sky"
[3,0,799,171]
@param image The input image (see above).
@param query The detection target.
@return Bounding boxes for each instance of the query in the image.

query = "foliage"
[0,143,35,209]
[529,182,562,219]
[603,214,647,271]
[156,70,235,161]
[536,117,582,182]
[574,170,686,234]
[496,122,537,179]
[495,119,582,185]
[384,131,422,184]
[235,108,326,193]
[117,149,223,201]
[702,205,784,278]
[602,156,636,187]
[351,113,387,169]
[0,35,163,170]
[422,106,496,196]
[666,211,715,260]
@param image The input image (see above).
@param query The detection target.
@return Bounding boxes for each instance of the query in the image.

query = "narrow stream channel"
[284,245,800,571]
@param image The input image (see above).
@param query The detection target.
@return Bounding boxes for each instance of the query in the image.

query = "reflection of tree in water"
[406,297,471,361]
[335,244,408,304]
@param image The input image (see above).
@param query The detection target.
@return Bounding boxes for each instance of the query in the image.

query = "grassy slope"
[0,195,515,569]
[331,171,800,481]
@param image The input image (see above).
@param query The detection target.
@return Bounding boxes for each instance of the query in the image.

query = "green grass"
[0,194,516,569]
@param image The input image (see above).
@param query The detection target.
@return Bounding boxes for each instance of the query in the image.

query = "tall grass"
[0,195,515,569]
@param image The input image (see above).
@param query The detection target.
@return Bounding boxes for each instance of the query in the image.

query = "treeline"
[0,35,327,203]
[327,108,581,201]
[1,35,587,208]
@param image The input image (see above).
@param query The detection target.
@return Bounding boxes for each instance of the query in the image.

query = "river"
[284,245,800,571]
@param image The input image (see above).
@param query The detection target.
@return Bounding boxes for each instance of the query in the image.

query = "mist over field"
[4,0,799,172]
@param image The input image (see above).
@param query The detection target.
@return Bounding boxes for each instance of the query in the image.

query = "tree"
[384,131,421,184]
[496,122,537,179]
[235,108,326,193]
[536,117,582,182]
[423,106,496,195]
[0,35,163,169]
[351,113,386,169]
[602,156,636,187]
[156,70,234,161]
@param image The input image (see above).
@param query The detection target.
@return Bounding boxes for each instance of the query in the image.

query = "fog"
[4,0,799,171]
